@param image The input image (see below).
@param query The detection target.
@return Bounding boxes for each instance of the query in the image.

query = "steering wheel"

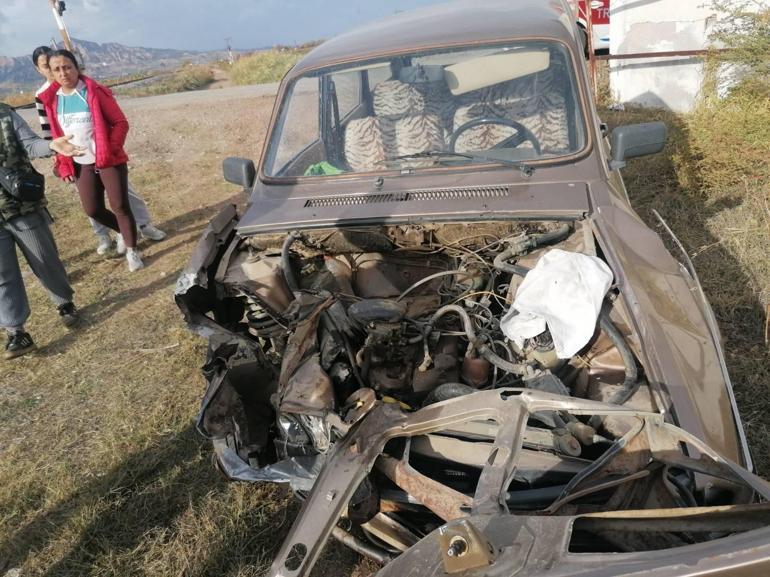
[449,117,541,156]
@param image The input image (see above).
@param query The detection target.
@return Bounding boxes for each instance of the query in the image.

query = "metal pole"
[48,0,74,52]
[595,48,725,60]
[585,0,597,94]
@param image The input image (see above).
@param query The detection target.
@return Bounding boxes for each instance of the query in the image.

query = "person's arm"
[12,110,52,159]
[11,110,84,160]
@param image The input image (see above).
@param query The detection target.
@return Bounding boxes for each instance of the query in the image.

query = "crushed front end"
[177,208,770,576]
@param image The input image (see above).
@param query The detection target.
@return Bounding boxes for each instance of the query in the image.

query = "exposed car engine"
[177,218,769,572]
[203,221,638,454]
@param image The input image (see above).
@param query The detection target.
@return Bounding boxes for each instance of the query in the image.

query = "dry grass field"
[0,79,767,576]
[0,91,372,577]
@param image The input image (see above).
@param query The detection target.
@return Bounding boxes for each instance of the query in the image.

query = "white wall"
[609,1,716,112]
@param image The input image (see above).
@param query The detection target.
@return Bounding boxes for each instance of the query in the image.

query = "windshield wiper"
[384,150,534,175]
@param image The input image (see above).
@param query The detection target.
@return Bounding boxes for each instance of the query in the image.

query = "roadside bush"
[709,0,770,96]
[689,90,770,194]
[230,45,317,85]
[120,64,214,97]
[171,64,216,92]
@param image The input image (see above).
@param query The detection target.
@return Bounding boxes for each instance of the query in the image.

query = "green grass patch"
[230,44,319,86]
[119,64,215,98]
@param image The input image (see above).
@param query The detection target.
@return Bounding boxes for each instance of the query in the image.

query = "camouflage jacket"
[0,103,46,221]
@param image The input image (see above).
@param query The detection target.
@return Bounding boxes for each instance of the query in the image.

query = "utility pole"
[47,0,85,68]
[48,0,74,51]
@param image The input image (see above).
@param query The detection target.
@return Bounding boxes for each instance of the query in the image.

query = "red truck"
[571,0,611,52]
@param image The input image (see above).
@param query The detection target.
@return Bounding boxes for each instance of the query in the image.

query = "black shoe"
[5,331,36,359]
[58,302,79,327]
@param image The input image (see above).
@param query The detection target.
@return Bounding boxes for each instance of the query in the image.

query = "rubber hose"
[425,305,477,340]
[477,342,531,375]
[588,313,639,429]
[493,248,531,276]
[506,484,567,507]
[423,382,477,405]
[281,231,302,293]
[492,223,571,276]
[424,306,530,375]
[532,223,571,246]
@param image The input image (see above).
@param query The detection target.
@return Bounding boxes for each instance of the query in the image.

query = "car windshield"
[263,41,587,178]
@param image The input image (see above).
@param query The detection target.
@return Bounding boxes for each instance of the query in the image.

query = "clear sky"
[0,0,449,57]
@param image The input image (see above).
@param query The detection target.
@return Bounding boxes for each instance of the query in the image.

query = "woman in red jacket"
[39,49,143,271]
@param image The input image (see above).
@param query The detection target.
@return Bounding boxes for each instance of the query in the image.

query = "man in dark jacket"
[0,102,82,358]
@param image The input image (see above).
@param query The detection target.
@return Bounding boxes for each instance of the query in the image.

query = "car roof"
[288,0,579,78]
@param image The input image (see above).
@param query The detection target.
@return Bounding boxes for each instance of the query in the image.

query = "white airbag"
[500,249,614,358]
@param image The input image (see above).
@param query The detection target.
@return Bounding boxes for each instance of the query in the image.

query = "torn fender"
[175,203,239,338]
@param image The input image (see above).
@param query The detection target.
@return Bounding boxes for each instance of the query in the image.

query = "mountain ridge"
[0,38,227,95]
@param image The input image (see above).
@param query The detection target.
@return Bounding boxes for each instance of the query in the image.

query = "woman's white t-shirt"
[57,80,96,165]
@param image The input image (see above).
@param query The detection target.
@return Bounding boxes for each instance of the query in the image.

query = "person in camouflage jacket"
[0,102,82,359]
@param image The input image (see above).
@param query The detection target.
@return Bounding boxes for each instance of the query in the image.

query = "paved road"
[119,82,280,111]
[18,82,280,125]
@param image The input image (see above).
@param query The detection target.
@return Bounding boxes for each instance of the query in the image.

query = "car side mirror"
[223,157,256,189]
[609,122,667,170]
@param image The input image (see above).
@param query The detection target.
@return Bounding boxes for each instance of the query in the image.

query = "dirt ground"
[0,86,767,576]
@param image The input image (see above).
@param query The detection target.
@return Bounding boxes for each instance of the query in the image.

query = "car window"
[331,70,362,119]
[264,41,586,178]
[267,77,319,176]
[366,64,393,89]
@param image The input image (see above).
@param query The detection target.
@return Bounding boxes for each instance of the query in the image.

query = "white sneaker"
[126,249,144,272]
[96,234,113,255]
[115,234,127,255]
[140,224,166,241]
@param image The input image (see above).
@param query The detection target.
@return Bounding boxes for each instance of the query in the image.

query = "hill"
[0,38,227,96]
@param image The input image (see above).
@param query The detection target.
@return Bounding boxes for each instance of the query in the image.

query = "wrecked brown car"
[176,1,770,575]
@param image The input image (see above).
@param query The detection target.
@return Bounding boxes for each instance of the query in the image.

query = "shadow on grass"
[1,424,206,573]
[59,195,241,271]
[183,494,370,577]
[605,107,770,477]
[35,196,245,357]
[0,422,370,577]
[36,267,181,357]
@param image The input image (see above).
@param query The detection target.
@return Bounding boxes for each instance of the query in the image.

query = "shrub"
[709,0,770,96]
[230,45,317,85]
[120,64,214,97]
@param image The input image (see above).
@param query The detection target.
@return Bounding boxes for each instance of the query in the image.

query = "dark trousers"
[75,163,137,248]
[0,210,73,330]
